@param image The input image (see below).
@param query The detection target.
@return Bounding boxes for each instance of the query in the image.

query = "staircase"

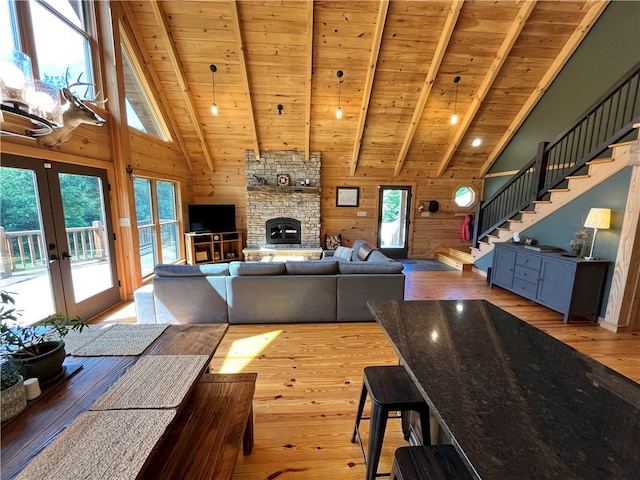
[471,61,640,262]
[472,140,636,260]
[435,246,475,271]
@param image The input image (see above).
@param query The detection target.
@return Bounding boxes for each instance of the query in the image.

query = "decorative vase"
[12,340,66,385]
[1,375,27,422]
[570,240,584,256]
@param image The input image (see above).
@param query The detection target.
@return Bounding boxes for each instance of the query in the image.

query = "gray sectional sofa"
[134,239,405,324]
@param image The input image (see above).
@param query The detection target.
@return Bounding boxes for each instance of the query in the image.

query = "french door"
[0,155,120,323]
[377,186,412,258]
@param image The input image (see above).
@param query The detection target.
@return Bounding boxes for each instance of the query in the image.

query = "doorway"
[0,155,120,323]
[377,186,412,258]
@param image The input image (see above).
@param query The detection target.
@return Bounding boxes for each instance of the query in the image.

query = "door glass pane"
[0,166,56,324]
[157,181,179,263]
[134,178,157,276]
[0,1,18,51]
[380,189,408,248]
[58,173,112,303]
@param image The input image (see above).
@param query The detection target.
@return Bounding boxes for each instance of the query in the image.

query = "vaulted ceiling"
[119,0,607,179]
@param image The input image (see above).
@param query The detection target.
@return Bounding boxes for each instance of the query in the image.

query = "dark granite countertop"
[368,299,640,480]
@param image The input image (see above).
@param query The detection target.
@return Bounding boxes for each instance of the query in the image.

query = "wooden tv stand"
[185,231,243,265]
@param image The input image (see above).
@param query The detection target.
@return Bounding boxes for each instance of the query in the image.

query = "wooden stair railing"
[474,61,640,249]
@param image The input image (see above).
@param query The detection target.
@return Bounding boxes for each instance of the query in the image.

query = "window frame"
[453,185,477,209]
[133,176,183,278]
[10,0,101,96]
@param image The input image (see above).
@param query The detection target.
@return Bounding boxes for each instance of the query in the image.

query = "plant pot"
[1,375,26,422]
[12,340,66,385]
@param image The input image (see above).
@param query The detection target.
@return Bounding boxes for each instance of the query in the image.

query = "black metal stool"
[351,365,431,480]
[389,445,474,480]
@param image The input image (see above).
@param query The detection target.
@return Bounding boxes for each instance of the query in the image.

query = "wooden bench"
[142,372,257,480]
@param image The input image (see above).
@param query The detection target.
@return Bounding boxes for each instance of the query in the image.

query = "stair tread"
[566,174,590,179]
[533,200,552,204]
[549,188,570,192]
[586,157,614,165]
[435,252,473,272]
[519,210,536,214]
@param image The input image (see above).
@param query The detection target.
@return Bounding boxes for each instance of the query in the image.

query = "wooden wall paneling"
[230,1,260,161]
[393,0,463,177]
[349,0,389,176]
[119,2,193,173]
[479,0,609,176]
[436,1,537,177]
[304,0,313,162]
[95,0,140,298]
[148,0,214,172]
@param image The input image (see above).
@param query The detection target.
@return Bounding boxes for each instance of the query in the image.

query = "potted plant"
[1,356,26,422]
[0,291,87,384]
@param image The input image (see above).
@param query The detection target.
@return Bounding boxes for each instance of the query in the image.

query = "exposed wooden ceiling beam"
[436,0,537,178]
[349,0,389,176]
[230,0,261,161]
[120,2,192,173]
[478,0,609,177]
[148,0,215,173]
[304,0,314,162]
[393,0,463,177]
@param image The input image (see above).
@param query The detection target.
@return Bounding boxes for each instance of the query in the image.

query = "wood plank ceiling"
[121,0,606,180]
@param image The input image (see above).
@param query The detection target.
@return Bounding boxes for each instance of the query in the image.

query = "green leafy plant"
[1,357,21,391]
[0,290,88,358]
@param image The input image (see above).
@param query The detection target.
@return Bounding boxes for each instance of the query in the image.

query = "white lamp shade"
[584,208,611,230]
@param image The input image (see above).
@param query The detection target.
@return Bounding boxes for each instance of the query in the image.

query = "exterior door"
[0,155,120,323]
[377,186,411,258]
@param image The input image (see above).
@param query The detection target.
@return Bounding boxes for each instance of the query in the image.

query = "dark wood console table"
[368,299,640,480]
[491,242,608,323]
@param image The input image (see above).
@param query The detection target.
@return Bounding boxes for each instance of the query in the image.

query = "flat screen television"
[187,204,236,233]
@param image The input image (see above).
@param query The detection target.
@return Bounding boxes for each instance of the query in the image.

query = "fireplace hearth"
[266,217,301,245]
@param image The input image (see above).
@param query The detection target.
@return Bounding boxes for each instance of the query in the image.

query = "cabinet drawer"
[516,252,542,270]
[512,277,538,299]
[514,264,539,283]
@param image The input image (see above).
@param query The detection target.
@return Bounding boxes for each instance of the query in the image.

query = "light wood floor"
[97,269,640,480]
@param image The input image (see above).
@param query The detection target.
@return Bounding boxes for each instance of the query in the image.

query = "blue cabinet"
[491,243,608,323]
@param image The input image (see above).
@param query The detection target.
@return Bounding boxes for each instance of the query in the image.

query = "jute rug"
[60,324,114,355]
[15,409,176,480]
[72,324,169,356]
[90,354,209,410]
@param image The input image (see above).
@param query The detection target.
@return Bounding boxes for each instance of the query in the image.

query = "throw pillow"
[334,246,353,261]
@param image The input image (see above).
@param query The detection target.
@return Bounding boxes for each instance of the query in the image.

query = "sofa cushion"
[285,261,339,275]
[229,261,285,276]
[367,250,394,263]
[356,242,378,261]
[338,261,404,274]
[155,264,229,277]
[334,246,353,261]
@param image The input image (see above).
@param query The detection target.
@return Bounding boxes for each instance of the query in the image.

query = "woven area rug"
[90,354,209,410]
[60,324,115,355]
[400,259,457,272]
[72,324,169,356]
[15,409,175,480]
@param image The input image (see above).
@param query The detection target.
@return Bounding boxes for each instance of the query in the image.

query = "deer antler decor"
[35,70,107,147]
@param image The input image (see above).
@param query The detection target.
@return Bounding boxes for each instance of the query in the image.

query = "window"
[454,186,476,208]
[121,47,167,139]
[3,0,97,97]
[134,178,181,277]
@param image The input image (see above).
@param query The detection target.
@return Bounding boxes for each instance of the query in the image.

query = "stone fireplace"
[244,150,322,260]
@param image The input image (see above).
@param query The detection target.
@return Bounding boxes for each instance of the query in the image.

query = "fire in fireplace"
[266,217,301,245]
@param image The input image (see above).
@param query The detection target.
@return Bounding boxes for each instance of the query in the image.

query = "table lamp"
[583,208,610,260]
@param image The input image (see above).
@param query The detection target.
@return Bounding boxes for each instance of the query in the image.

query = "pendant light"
[450,75,460,125]
[210,64,218,116]
[336,70,343,119]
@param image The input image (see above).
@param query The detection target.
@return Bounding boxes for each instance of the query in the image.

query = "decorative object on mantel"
[325,234,342,250]
[583,207,611,260]
[336,186,359,207]
[253,174,267,186]
[277,174,290,186]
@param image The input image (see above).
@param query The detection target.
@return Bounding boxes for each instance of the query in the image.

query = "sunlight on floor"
[217,330,282,373]
[93,302,138,324]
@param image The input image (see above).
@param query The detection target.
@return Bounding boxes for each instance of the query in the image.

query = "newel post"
[530,141,550,202]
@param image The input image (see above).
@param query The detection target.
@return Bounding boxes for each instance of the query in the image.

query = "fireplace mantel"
[247,185,320,194]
